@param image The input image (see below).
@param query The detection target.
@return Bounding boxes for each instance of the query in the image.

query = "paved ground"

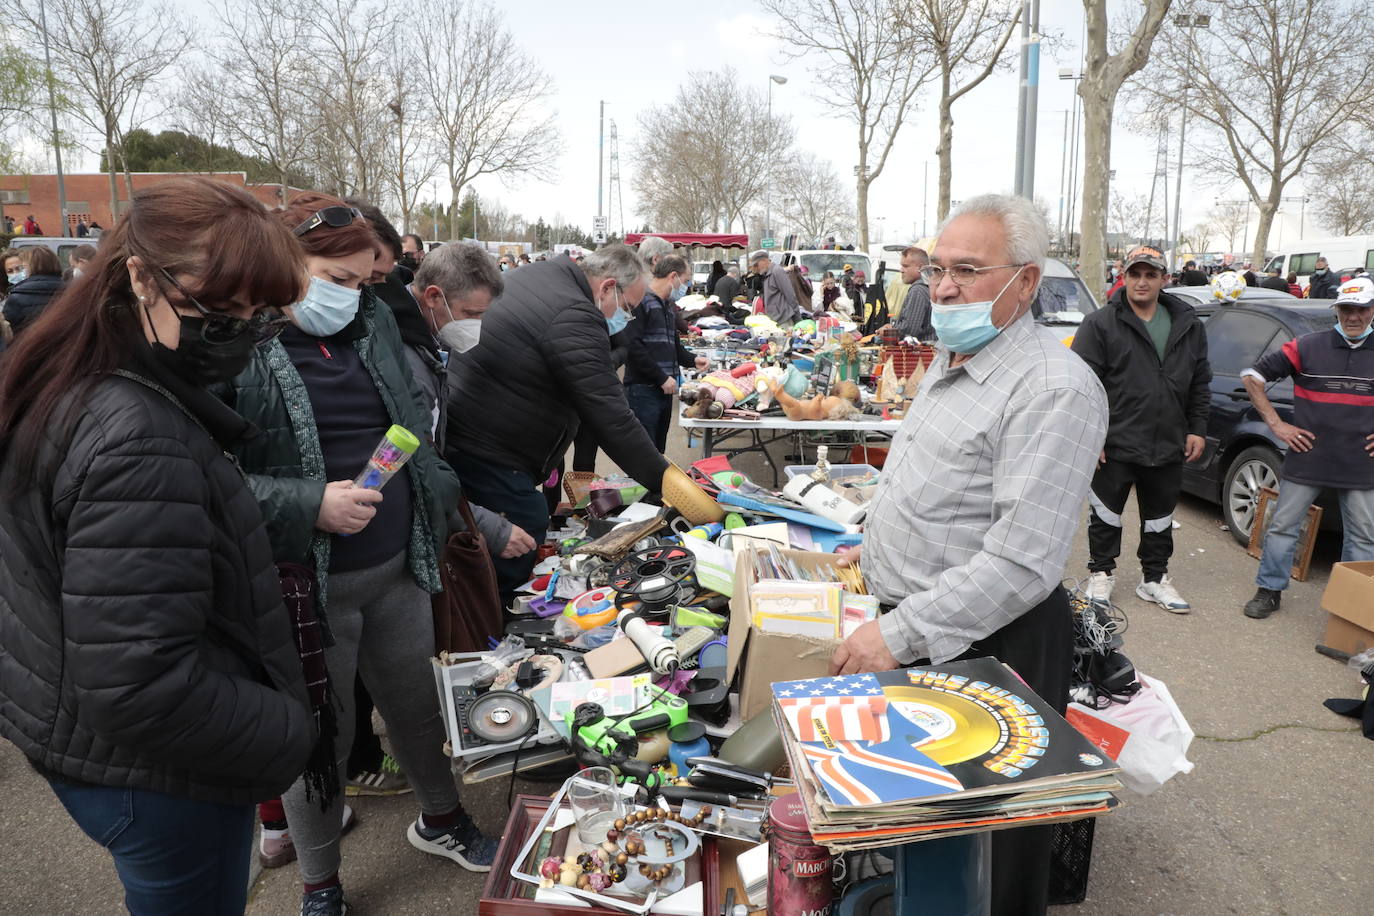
[2,419,1371,915]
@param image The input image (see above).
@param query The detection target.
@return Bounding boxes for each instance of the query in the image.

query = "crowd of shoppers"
[5,174,1374,916]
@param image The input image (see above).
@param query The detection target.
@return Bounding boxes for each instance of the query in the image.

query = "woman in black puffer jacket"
[2,244,65,333]
[0,177,313,914]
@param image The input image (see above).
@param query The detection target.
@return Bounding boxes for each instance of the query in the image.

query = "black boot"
[1243,587,1282,619]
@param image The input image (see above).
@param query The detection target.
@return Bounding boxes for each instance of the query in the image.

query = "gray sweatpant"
[280,551,459,884]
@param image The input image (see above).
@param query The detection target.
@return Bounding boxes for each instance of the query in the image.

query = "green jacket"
[218,290,459,623]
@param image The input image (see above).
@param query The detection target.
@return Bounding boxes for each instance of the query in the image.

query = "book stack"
[770,657,1122,851]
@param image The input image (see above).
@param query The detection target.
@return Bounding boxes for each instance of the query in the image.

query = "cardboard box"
[726,548,845,720]
[1319,561,1374,656]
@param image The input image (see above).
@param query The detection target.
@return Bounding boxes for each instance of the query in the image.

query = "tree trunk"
[280,168,289,207]
[937,87,954,223]
[1251,198,1277,268]
[448,177,462,240]
[856,175,870,250]
[106,127,119,224]
[1077,84,1114,297]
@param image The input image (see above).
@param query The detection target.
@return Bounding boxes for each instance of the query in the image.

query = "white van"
[1262,235,1374,286]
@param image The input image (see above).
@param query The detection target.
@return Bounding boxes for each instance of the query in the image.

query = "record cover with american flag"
[772,658,1117,808]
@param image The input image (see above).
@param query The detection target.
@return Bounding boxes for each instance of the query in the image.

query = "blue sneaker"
[406,814,498,872]
[300,884,347,916]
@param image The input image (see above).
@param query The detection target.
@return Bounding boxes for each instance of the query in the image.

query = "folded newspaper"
[771,658,1122,850]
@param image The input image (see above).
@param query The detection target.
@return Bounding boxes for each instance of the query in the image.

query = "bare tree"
[304,0,393,202]
[172,65,235,175]
[201,0,321,205]
[1077,0,1173,294]
[17,0,190,219]
[1108,191,1148,241]
[1308,147,1374,236]
[777,154,854,243]
[630,69,793,233]
[1207,198,1249,251]
[907,0,1022,221]
[761,0,933,248]
[416,0,561,239]
[1179,221,1212,256]
[1138,0,1371,265]
[384,52,441,233]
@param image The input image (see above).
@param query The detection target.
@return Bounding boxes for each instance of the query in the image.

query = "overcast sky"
[459,0,1306,248]
[58,0,1308,250]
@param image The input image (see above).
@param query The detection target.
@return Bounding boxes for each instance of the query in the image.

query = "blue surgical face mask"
[7,270,26,284]
[930,266,1026,355]
[1334,318,1373,343]
[604,288,630,334]
[289,275,361,337]
[673,279,690,299]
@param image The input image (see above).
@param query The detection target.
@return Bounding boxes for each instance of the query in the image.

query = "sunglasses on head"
[156,267,290,345]
[292,206,364,238]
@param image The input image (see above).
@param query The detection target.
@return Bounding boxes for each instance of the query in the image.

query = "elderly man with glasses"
[829,194,1107,916]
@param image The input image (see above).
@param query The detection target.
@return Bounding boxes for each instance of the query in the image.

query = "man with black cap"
[1071,244,1211,614]
[1240,276,1374,619]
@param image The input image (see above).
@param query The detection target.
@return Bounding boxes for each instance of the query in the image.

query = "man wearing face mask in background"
[829,195,1107,916]
[623,254,710,451]
[444,245,671,603]
[1239,277,1374,619]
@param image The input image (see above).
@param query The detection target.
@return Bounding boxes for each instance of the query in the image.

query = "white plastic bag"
[1065,673,1195,797]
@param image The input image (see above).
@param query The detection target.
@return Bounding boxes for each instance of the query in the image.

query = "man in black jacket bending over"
[445,244,668,602]
[1071,245,1211,614]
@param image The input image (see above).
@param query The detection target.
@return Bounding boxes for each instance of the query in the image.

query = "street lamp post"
[765,75,787,242]
[1170,12,1211,271]
[1013,0,1042,199]
[1059,69,1085,255]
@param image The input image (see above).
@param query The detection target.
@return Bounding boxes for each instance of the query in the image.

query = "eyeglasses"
[292,206,364,238]
[919,263,1026,287]
[157,267,290,344]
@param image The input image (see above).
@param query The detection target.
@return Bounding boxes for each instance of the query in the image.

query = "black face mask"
[153,313,257,386]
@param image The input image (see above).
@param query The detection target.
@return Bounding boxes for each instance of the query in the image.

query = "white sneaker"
[1136,576,1190,613]
[1084,571,1115,605]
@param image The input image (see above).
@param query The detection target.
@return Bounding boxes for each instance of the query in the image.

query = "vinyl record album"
[878,685,1005,765]
[467,690,537,744]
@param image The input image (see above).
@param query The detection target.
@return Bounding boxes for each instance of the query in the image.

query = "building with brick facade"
[0,172,303,236]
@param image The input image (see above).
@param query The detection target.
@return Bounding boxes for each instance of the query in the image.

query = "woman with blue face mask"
[215,193,497,916]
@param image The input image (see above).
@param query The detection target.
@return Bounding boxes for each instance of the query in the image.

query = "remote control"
[672,626,717,668]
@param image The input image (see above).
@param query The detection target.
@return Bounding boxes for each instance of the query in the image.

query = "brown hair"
[23,245,61,277]
[0,176,307,477]
[274,193,380,260]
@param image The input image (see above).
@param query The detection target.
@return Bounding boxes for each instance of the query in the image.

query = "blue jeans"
[626,383,672,452]
[449,454,549,606]
[1256,483,1374,590]
[46,778,254,915]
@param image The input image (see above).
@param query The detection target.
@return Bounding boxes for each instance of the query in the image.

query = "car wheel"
[1222,445,1282,546]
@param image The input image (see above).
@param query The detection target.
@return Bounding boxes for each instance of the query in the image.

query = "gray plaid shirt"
[864,312,1108,664]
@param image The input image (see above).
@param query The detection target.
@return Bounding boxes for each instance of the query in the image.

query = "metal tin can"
[768,793,835,916]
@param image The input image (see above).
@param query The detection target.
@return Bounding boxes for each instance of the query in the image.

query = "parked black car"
[1175,296,1340,545]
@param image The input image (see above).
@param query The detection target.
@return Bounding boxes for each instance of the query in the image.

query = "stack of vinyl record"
[770,657,1123,851]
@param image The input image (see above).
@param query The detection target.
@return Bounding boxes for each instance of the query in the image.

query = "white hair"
[580,243,648,291]
[637,236,673,263]
[940,194,1049,273]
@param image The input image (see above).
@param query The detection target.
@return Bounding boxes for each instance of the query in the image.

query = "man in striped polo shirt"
[1240,277,1374,619]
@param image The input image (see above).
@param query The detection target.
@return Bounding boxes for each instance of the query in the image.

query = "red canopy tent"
[623,232,750,250]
